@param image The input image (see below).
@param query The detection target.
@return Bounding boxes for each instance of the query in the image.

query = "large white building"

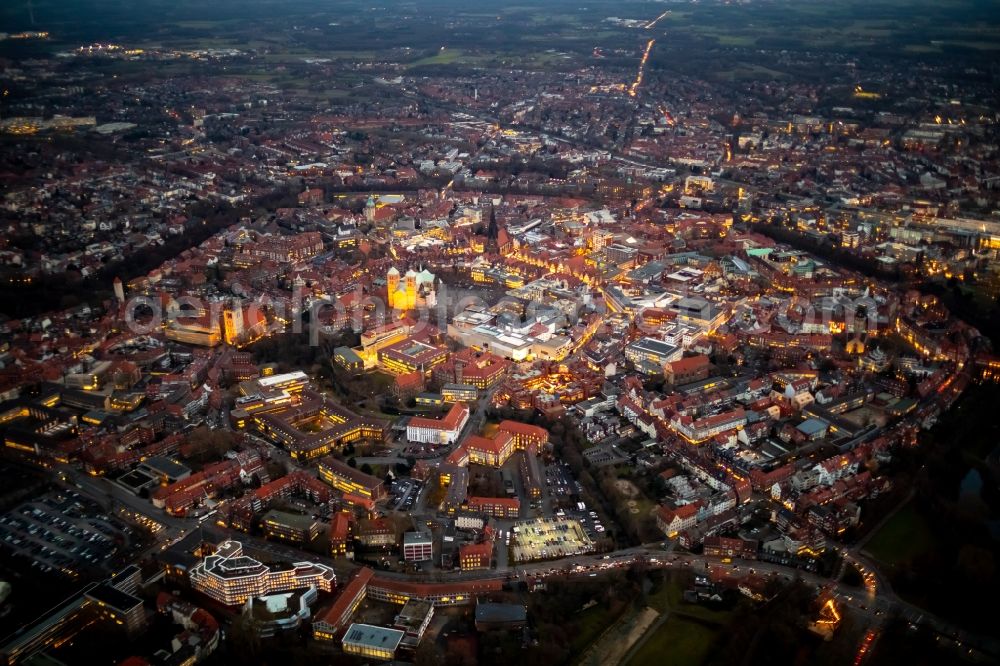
[406,402,469,445]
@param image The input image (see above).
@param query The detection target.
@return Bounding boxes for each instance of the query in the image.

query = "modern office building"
[248,370,310,394]
[670,296,728,331]
[188,540,335,605]
[84,583,146,634]
[243,588,317,637]
[441,383,479,403]
[137,456,191,485]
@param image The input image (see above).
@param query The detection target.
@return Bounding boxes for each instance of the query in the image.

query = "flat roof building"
[393,598,434,647]
[402,532,434,563]
[244,588,317,637]
[378,338,449,376]
[261,510,322,544]
[475,602,528,631]
[441,383,479,403]
[138,456,191,485]
[342,623,405,661]
[84,583,146,634]
[624,337,684,369]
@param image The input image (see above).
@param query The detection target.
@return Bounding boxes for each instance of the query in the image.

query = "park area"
[625,616,719,666]
[863,502,936,568]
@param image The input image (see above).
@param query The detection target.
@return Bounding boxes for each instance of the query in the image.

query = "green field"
[571,604,623,657]
[864,502,936,567]
[409,48,483,67]
[625,617,718,666]
[648,0,1000,55]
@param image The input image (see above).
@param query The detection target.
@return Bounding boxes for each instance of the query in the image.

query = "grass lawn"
[625,617,718,666]
[570,604,622,657]
[864,502,936,568]
[715,35,756,46]
[647,576,683,613]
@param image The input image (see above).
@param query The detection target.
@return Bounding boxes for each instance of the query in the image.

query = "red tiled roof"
[459,541,493,559]
[408,402,469,431]
[330,512,350,540]
[668,355,710,374]
[468,496,519,509]
[496,420,548,442]
[464,433,512,456]
[314,567,375,628]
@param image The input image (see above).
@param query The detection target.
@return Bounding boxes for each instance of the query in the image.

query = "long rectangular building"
[466,496,520,519]
[367,576,503,607]
[312,567,375,641]
[318,457,386,500]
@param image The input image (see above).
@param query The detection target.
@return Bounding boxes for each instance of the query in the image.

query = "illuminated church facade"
[387,266,437,310]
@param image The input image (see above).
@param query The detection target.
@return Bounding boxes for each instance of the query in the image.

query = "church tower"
[365,195,376,224]
[485,204,500,254]
[386,266,400,309]
[404,269,418,309]
[223,300,244,346]
[403,268,417,310]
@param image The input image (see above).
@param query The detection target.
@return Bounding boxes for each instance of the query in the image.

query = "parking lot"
[544,461,580,497]
[510,517,595,563]
[558,506,607,541]
[0,490,126,578]
[389,478,422,512]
